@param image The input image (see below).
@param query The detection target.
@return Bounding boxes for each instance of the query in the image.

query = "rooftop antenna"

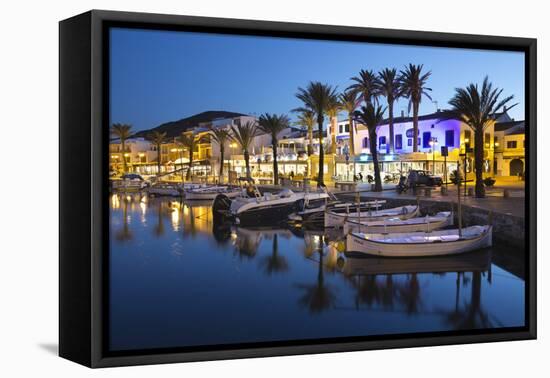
[432,100,439,112]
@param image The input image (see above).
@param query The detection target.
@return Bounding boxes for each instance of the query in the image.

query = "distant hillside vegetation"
[133,110,247,139]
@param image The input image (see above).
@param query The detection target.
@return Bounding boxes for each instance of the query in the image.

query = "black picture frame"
[59,9,537,368]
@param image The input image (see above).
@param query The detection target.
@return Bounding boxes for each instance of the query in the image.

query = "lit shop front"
[334,154,459,183]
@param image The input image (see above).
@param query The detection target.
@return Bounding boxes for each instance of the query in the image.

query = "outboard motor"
[212,194,232,224]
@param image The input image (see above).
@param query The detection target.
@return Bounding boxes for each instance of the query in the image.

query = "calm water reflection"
[109,194,525,351]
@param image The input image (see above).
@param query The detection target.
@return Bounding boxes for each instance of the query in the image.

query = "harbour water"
[109,193,526,352]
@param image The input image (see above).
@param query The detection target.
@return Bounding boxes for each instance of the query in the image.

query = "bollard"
[441,186,448,196]
[503,189,510,198]
[467,188,474,197]
[424,188,431,197]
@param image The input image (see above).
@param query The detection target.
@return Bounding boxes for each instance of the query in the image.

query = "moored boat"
[288,200,387,225]
[185,185,242,200]
[325,205,418,228]
[110,174,149,192]
[346,225,492,257]
[147,182,183,197]
[343,211,453,235]
[213,185,330,226]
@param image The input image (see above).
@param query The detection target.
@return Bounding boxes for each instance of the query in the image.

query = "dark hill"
[134,110,247,139]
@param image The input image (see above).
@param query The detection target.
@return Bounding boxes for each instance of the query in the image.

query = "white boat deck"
[355,225,489,244]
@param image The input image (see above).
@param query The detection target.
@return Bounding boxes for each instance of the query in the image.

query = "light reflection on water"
[109,194,526,352]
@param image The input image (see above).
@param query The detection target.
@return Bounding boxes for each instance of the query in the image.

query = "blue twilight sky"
[110,27,525,132]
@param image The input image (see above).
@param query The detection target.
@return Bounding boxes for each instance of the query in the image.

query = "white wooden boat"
[111,178,148,192]
[185,185,242,200]
[325,205,418,228]
[288,200,386,224]
[346,225,492,257]
[343,211,453,235]
[147,183,183,197]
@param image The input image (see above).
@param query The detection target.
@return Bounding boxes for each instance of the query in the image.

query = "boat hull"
[325,205,418,228]
[147,187,182,197]
[185,190,241,200]
[343,212,452,234]
[346,226,492,257]
[236,202,298,226]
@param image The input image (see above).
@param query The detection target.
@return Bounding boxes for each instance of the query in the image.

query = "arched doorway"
[509,159,524,176]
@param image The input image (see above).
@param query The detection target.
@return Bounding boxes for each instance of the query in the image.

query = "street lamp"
[428,137,438,175]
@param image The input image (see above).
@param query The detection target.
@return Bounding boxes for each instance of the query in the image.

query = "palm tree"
[147,131,167,175]
[258,113,290,186]
[377,68,402,154]
[294,109,316,156]
[295,82,339,187]
[177,132,199,181]
[348,69,380,105]
[354,104,387,191]
[446,76,515,198]
[399,64,432,153]
[111,123,132,173]
[339,90,361,156]
[230,121,258,180]
[208,126,232,183]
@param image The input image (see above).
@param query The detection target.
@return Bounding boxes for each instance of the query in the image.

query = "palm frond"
[230,121,259,152]
[257,113,290,138]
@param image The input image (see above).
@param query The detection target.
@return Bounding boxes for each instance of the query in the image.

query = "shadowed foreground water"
[109,194,525,352]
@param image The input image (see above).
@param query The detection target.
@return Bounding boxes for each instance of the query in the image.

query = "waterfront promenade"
[338,182,526,218]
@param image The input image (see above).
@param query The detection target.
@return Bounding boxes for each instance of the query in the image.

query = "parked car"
[406,170,443,187]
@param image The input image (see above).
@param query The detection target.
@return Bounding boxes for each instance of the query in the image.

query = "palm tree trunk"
[186,151,193,181]
[330,116,337,154]
[308,125,314,156]
[412,102,419,153]
[272,140,279,186]
[369,128,382,192]
[219,146,225,182]
[474,128,485,198]
[157,143,161,175]
[244,150,251,180]
[179,149,185,183]
[348,116,355,156]
[121,140,127,173]
[317,116,325,187]
[388,101,394,154]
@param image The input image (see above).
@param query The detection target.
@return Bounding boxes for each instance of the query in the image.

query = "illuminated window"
[422,132,431,148]
[395,134,403,149]
[445,130,454,147]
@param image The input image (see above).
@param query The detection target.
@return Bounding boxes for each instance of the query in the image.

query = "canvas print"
[108,27,527,353]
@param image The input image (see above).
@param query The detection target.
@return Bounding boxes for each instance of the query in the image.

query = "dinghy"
[346,225,492,257]
[288,200,387,224]
[185,185,242,200]
[343,211,452,235]
[325,205,418,228]
[147,182,183,197]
